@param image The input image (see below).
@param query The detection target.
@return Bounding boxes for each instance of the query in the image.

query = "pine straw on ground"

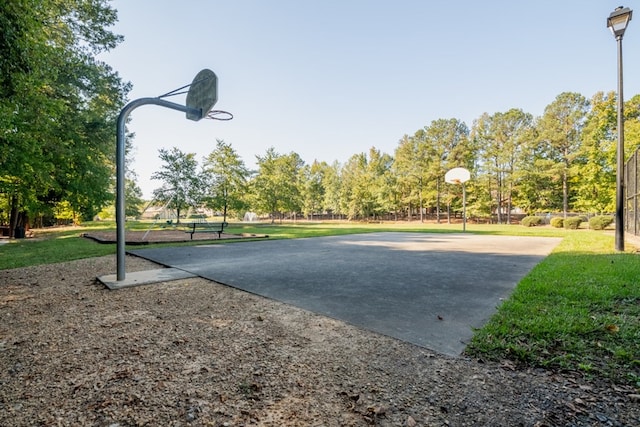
[0,255,638,426]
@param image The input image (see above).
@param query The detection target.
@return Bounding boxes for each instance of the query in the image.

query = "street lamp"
[608,6,633,251]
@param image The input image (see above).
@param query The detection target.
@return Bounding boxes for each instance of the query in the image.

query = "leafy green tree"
[202,139,250,222]
[535,92,589,217]
[339,147,393,220]
[0,0,128,235]
[300,160,328,219]
[322,161,343,219]
[474,109,534,223]
[393,134,429,221]
[625,94,640,155]
[340,153,370,220]
[250,147,304,222]
[368,148,395,219]
[151,147,203,223]
[125,178,144,219]
[421,119,470,223]
[513,142,562,214]
[53,201,75,225]
[573,92,616,213]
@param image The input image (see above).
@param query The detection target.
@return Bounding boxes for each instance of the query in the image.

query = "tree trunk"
[9,194,19,239]
[496,174,503,224]
[563,170,569,218]
[507,182,513,225]
[419,177,424,223]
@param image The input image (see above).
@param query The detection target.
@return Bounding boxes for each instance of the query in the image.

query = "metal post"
[615,35,625,252]
[462,183,466,232]
[635,151,638,236]
[116,98,201,281]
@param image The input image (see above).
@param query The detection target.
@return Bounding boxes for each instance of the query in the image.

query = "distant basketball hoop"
[445,167,471,185]
[445,167,471,232]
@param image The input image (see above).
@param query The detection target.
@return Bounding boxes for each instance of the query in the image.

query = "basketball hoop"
[445,167,470,185]
[444,167,471,232]
[206,110,234,121]
[159,70,232,122]
[107,68,232,283]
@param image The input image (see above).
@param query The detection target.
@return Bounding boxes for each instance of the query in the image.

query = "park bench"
[183,219,228,239]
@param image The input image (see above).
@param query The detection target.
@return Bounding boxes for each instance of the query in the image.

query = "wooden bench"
[184,220,228,239]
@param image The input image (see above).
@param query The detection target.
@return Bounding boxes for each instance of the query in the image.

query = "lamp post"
[607,6,633,252]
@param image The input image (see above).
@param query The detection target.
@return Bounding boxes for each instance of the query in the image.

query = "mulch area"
[82,229,266,245]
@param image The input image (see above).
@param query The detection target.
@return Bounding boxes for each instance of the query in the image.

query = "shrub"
[550,217,564,228]
[564,217,583,229]
[521,216,543,227]
[589,215,614,230]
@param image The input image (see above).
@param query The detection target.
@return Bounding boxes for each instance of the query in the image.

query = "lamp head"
[608,6,633,38]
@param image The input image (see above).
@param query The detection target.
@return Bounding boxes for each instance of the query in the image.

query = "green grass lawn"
[1,220,638,387]
[466,231,640,387]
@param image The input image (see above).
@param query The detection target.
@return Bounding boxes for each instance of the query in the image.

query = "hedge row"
[523,215,614,230]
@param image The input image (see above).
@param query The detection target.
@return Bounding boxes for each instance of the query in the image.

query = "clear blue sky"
[99,0,640,198]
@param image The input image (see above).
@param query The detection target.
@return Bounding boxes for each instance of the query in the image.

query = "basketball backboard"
[445,167,470,185]
[185,69,218,121]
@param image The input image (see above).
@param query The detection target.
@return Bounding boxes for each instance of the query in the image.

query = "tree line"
[1,0,129,236]
[3,2,640,233]
[149,90,640,224]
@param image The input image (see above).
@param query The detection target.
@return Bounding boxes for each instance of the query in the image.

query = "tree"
[202,139,250,222]
[300,160,328,219]
[474,109,534,223]
[535,92,589,217]
[250,147,304,222]
[339,147,393,220]
[625,94,640,155]
[322,161,343,219]
[393,134,428,221]
[368,148,395,219]
[0,0,129,235]
[124,178,144,219]
[573,92,617,213]
[421,119,470,223]
[151,147,203,223]
[340,152,371,220]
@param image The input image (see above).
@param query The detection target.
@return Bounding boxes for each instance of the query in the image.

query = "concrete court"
[129,232,562,356]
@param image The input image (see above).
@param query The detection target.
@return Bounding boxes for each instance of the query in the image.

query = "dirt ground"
[0,232,639,426]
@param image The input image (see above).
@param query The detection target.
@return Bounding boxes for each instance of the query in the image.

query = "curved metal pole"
[116,98,200,280]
